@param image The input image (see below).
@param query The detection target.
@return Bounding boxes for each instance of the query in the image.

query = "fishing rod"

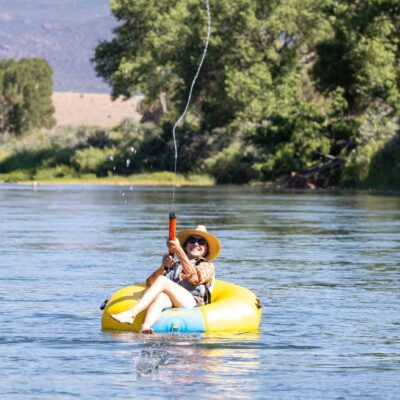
[168,212,177,256]
[167,1,210,252]
[170,0,211,210]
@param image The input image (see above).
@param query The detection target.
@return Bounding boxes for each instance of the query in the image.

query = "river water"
[0,184,399,399]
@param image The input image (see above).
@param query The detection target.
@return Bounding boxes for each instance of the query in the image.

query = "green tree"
[93,0,331,129]
[313,0,400,111]
[92,0,400,187]
[0,58,55,135]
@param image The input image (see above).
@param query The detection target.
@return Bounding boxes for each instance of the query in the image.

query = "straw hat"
[177,225,221,261]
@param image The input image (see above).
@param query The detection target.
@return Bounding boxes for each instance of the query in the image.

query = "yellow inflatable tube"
[101,279,262,334]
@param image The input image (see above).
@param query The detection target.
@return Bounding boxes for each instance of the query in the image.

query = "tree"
[313,0,400,112]
[0,58,55,135]
[93,0,332,130]
[92,0,400,187]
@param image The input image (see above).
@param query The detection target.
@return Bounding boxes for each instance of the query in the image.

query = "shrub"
[72,146,116,176]
[340,102,399,188]
[1,169,33,182]
[245,104,331,180]
[205,141,257,184]
[34,165,77,180]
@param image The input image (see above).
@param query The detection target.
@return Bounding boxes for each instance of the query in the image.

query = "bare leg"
[141,293,172,332]
[111,276,196,324]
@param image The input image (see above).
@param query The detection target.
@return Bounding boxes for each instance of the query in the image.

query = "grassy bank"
[1,122,399,191]
[0,171,215,186]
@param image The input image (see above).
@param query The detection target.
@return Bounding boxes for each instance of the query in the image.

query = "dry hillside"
[52,92,142,128]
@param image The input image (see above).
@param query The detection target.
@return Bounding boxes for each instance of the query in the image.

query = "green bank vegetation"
[1,0,400,189]
[0,124,214,185]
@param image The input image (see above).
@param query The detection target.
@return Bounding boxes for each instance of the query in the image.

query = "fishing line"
[171,0,211,210]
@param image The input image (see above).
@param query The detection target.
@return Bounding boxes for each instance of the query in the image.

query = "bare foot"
[140,328,153,334]
[110,309,135,324]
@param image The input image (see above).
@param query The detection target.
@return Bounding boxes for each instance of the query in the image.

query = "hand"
[162,254,175,268]
[166,238,182,254]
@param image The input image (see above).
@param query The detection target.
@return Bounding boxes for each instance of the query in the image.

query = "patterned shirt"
[180,257,215,286]
[146,257,215,287]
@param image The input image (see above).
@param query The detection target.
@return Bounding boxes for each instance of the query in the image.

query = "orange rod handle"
[168,212,176,255]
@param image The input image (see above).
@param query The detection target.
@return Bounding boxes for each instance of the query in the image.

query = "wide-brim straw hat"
[177,225,221,261]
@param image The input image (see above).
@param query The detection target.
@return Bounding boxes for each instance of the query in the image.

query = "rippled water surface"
[1,184,399,399]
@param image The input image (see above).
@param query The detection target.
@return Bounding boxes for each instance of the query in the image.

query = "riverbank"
[0,171,215,186]
[2,175,400,196]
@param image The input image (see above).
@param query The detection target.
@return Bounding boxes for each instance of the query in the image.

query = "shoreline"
[1,178,399,196]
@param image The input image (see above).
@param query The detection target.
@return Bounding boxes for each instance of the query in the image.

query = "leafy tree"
[0,58,55,135]
[313,0,400,111]
[92,0,400,187]
[245,102,332,179]
[93,0,331,129]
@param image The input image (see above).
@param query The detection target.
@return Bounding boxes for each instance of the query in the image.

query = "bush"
[341,140,384,186]
[205,141,257,184]
[367,136,400,190]
[34,165,77,180]
[1,170,33,182]
[72,146,116,176]
[245,104,331,180]
[340,102,399,188]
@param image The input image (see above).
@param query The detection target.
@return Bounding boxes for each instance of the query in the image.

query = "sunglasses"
[187,237,207,246]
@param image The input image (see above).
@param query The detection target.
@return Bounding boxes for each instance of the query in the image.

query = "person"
[110,225,221,333]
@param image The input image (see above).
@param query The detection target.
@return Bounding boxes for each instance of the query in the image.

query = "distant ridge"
[0,0,116,93]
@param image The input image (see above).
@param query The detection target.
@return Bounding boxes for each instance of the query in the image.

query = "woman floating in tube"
[111,225,221,333]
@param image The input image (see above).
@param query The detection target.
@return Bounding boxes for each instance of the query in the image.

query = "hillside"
[0,0,116,92]
[52,92,142,127]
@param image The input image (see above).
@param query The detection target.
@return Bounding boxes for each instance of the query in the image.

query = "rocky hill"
[0,0,116,93]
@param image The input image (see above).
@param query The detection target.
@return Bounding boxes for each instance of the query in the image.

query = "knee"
[153,293,164,302]
[155,275,168,285]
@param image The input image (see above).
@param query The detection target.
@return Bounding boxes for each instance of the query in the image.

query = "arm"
[185,259,215,286]
[168,239,215,285]
[145,254,174,287]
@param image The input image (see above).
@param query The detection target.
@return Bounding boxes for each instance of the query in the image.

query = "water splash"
[135,349,170,376]
[171,0,211,210]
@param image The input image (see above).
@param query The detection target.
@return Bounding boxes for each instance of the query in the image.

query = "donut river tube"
[101,280,262,334]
